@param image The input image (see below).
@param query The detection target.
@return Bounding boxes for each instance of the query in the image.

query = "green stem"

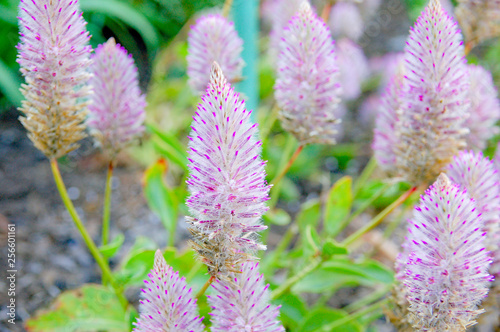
[102,161,113,247]
[341,186,418,247]
[316,299,388,332]
[344,285,391,313]
[353,157,377,196]
[196,276,215,299]
[271,256,322,300]
[268,135,296,209]
[50,159,128,309]
[271,144,304,186]
[222,0,234,17]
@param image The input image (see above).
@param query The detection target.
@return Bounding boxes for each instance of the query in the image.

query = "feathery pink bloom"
[391,0,470,183]
[187,14,244,94]
[208,261,284,332]
[274,2,342,145]
[329,2,364,41]
[87,38,146,156]
[446,151,500,278]
[133,250,204,332]
[336,38,369,100]
[396,174,492,330]
[17,0,92,159]
[465,64,500,150]
[186,63,270,277]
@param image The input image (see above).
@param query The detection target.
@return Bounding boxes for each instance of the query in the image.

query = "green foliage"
[324,176,353,237]
[99,234,125,259]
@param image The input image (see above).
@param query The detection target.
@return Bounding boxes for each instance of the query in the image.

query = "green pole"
[231,0,259,119]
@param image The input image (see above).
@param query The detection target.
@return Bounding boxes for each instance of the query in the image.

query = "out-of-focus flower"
[87,38,146,157]
[17,0,92,159]
[274,1,342,145]
[336,38,370,100]
[329,2,364,41]
[208,261,284,332]
[133,250,204,332]
[447,151,500,278]
[186,62,270,278]
[369,52,404,91]
[393,0,470,184]
[456,0,500,49]
[396,174,492,330]
[465,64,500,150]
[187,14,244,94]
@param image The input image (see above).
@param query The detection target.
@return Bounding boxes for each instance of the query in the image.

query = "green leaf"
[114,236,157,287]
[99,234,125,259]
[80,0,159,53]
[25,284,129,332]
[299,308,362,332]
[143,159,178,238]
[304,225,321,256]
[322,240,348,258]
[263,208,291,226]
[296,199,321,236]
[148,124,189,172]
[324,176,353,236]
[0,58,23,107]
[274,293,307,330]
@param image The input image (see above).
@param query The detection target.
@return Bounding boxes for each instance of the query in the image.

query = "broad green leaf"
[80,0,159,53]
[299,308,362,332]
[263,208,291,226]
[114,236,157,287]
[303,225,321,257]
[99,234,125,259]
[148,124,188,172]
[324,176,353,236]
[25,284,129,332]
[296,199,321,236]
[322,239,348,258]
[143,159,178,238]
[274,293,307,331]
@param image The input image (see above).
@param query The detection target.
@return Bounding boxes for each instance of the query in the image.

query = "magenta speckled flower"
[186,63,270,277]
[274,1,342,145]
[396,174,492,330]
[17,0,92,159]
[446,150,500,278]
[465,64,500,150]
[393,0,470,183]
[87,38,146,156]
[187,14,244,94]
[133,250,204,332]
[208,261,284,332]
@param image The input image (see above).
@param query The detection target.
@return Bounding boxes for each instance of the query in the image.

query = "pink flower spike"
[396,174,492,330]
[17,0,92,159]
[336,38,370,100]
[208,261,284,332]
[465,64,500,150]
[87,38,146,157]
[274,1,342,145]
[394,0,470,183]
[133,250,204,332]
[187,14,244,94]
[186,62,270,277]
[446,150,500,278]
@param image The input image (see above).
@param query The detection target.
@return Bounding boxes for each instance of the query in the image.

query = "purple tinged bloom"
[87,38,146,157]
[465,64,500,150]
[396,174,492,330]
[133,250,204,332]
[17,0,92,159]
[329,2,364,41]
[186,62,270,277]
[446,151,500,278]
[208,261,284,332]
[336,38,370,100]
[274,1,342,145]
[187,14,244,94]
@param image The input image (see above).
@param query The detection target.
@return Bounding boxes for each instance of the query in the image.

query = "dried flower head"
[336,38,369,100]
[187,14,244,94]
[186,62,270,278]
[393,0,470,184]
[396,174,492,330]
[455,0,500,49]
[87,38,146,157]
[329,2,364,41]
[17,0,92,159]
[274,1,342,145]
[133,250,204,332]
[465,64,500,150]
[208,261,284,332]
[446,151,500,278]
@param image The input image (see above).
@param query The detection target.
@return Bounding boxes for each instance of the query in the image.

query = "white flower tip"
[209,61,227,89]
[428,0,442,12]
[103,37,116,51]
[299,1,311,14]
[154,249,167,271]
[435,173,451,189]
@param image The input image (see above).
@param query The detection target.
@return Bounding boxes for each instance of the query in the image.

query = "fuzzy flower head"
[133,250,204,332]
[446,150,500,278]
[186,62,270,278]
[208,261,284,332]
[329,2,364,42]
[396,174,492,330]
[392,0,470,184]
[187,14,244,94]
[465,64,500,150]
[336,38,370,100]
[274,1,342,145]
[87,38,146,157]
[17,0,92,159]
